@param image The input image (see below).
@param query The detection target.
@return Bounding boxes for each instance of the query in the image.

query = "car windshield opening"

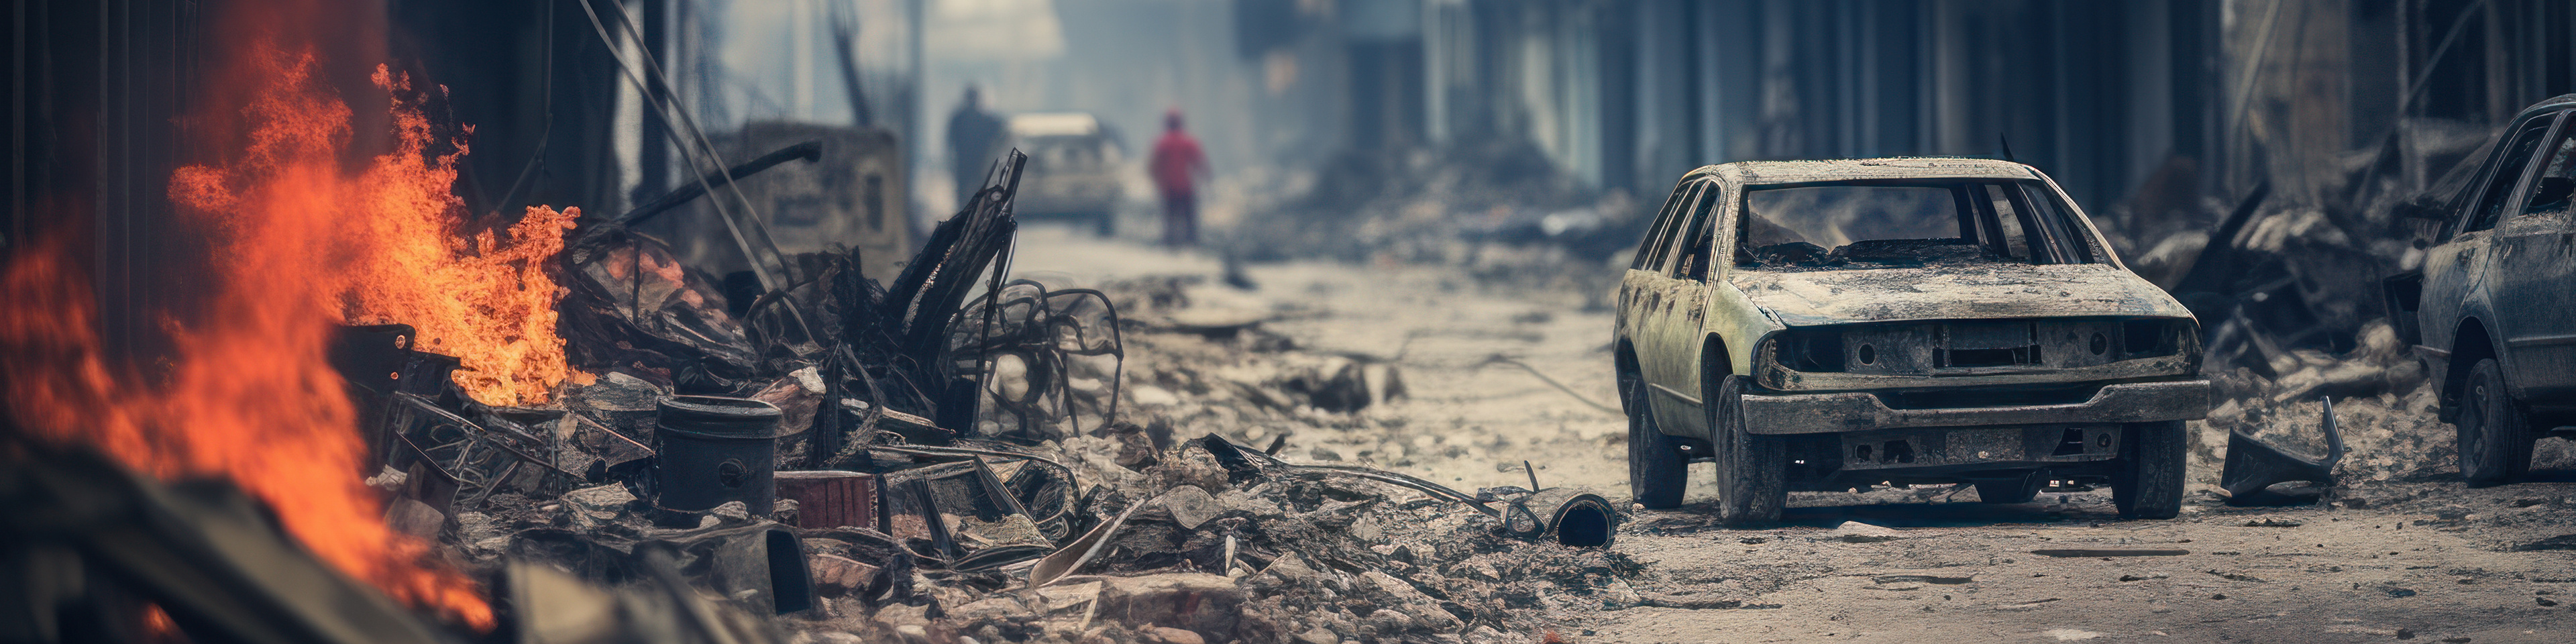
[1735,179,2098,270]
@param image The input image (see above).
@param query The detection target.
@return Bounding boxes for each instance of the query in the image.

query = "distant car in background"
[2383,94,2576,487]
[1005,112,1126,236]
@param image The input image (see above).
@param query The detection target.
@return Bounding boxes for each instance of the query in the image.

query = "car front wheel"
[1707,376,1786,527]
[1624,370,1686,509]
[2112,420,2186,519]
[2458,358,2535,486]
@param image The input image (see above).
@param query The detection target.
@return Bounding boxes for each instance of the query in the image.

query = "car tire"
[2457,358,2535,487]
[1974,472,2045,504]
[1093,211,1117,237]
[2112,420,2186,519]
[1623,369,1686,509]
[1707,376,1786,527]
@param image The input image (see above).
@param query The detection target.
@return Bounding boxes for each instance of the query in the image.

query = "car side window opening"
[2466,115,2561,233]
[1632,180,1697,271]
[2003,182,2093,263]
[1974,184,2034,260]
[2520,117,2576,218]
[1668,186,1725,280]
[1644,183,1711,272]
[1734,180,2092,270]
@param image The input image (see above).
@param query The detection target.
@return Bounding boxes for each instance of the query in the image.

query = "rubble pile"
[303,150,1636,644]
[1223,141,1639,305]
[1095,276,1408,439]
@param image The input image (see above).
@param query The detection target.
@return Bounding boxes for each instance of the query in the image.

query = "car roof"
[2520,94,2576,117]
[1008,112,1102,138]
[1687,158,2043,186]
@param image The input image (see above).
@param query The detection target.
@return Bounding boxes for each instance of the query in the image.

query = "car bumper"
[1738,378,2212,435]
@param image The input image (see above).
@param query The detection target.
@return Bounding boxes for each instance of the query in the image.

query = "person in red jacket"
[1147,108,1210,248]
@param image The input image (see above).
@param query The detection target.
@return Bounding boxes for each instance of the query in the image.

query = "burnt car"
[1613,158,2210,526]
[2383,94,2576,486]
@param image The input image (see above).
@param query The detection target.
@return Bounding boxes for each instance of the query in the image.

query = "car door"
[2424,112,2560,373]
[1642,182,1723,435]
[2493,109,2576,396]
[1621,180,1695,351]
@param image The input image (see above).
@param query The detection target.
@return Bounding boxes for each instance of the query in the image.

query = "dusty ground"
[1007,224,2576,644]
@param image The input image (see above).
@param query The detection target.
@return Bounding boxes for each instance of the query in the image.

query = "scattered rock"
[1831,521,1902,543]
[946,596,1029,625]
[1142,626,1206,644]
[710,500,751,523]
[1159,485,1222,530]
[2510,535,2576,551]
[1363,570,1464,630]
[384,497,445,540]
[1097,574,1247,637]
[809,554,881,592]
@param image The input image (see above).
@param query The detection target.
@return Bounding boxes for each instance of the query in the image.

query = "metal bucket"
[654,396,782,515]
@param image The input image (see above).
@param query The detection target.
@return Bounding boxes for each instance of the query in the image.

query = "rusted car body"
[1612,158,2210,526]
[2383,94,2576,486]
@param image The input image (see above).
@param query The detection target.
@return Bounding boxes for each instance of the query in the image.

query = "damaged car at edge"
[1613,158,2212,527]
[2383,94,2576,487]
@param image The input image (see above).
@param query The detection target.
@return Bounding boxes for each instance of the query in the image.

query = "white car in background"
[1006,112,1126,236]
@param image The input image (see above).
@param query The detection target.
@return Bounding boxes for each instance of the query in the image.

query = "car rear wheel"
[1974,471,2045,504]
[2458,358,2535,486]
[1093,211,1117,237]
[2112,420,2185,519]
[1707,376,1786,527]
[1624,370,1686,509]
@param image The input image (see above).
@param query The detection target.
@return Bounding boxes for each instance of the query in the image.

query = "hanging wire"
[573,0,816,342]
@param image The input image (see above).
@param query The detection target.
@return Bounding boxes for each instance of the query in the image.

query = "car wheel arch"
[2447,317,2501,409]
[1700,335,1735,381]
[1614,340,1644,410]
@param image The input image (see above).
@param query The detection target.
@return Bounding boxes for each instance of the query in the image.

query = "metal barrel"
[653,395,783,515]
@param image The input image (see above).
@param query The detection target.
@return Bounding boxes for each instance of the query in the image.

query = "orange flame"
[171,60,582,407]
[0,42,597,629]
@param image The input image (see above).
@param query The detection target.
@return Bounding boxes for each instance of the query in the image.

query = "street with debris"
[14,2,2576,643]
[978,226,2576,644]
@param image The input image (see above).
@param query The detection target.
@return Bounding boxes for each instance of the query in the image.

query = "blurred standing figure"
[947,85,1006,207]
[1148,108,1210,247]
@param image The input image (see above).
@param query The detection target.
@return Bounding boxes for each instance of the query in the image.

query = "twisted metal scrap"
[949,280,1126,443]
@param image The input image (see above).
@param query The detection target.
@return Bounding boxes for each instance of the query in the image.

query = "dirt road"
[1010,226,2576,643]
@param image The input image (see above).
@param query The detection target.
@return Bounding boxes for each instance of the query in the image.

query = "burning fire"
[0,42,592,628]
[171,63,582,407]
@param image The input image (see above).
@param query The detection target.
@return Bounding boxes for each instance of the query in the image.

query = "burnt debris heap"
[182,146,1620,644]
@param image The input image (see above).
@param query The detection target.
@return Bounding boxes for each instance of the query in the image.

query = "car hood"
[1725,264,2193,327]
